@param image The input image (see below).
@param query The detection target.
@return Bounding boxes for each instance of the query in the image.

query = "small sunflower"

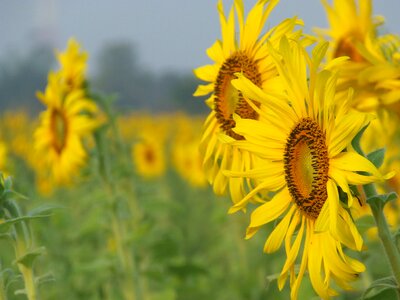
[0,141,8,175]
[132,137,166,179]
[355,34,400,111]
[318,0,381,62]
[56,38,88,91]
[226,38,391,299]
[34,72,100,185]
[317,0,399,111]
[194,0,302,204]
[171,115,207,188]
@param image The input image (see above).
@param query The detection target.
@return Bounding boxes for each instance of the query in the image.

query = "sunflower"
[132,137,166,179]
[355,109,400,238]
[355,33,400,111]
[226,38,391,299]
[318,0,381,62]
[34,72,100,185]
[0,141,8,175]
[193,0,302,204]
[317,0,396,111]
[56,38,88,91]
[171,115,207,188]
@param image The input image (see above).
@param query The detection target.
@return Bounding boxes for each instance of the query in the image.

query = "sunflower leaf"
[367,192,398,208]
[27,203,63,217]
[35,272,56,286]
[14,247,46,268]
[367,148,386,168]
[361,276,399,299]
[0,215,51,233]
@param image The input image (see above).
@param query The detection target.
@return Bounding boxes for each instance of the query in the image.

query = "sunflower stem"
[4,200,38,300]
[364,182,400,297]
[94,124,141,300]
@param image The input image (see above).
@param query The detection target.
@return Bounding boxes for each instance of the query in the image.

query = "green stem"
[5,200,37,300]
[364,182,400,297]
[95,129,140,300]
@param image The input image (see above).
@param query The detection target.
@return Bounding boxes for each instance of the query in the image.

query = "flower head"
[194,0,302,204]
[227,37,391,299]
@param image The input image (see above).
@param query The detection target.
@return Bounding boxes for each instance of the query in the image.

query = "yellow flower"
[318,0,400,112]
[0,141,8,174]
[194,0,302,204]
[318,0,382,61]
[227,38,390,299]
[171,115,207,188]
[355,34,400,111]
[132,137,166,179]
[34,72,100,186]
[56,38,88,91]
[355,109,400,237]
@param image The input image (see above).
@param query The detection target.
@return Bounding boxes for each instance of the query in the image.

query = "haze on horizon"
[1,0,400,73]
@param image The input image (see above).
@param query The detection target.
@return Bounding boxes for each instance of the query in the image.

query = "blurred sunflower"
[355,34,400,111]
[34,72,100,185]
[56,38,88,91]
[0,141,8,175]
[227,38,391,299]
[354,109,400,238]
[317,0,400,112]
[132,137,166,179]
[318,0,382,61]
[193,0,302,204]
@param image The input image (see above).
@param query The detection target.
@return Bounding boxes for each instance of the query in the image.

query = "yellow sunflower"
[354,109,400,238]
[319,0,381,62]
[317,0,397,111]
[226,38,391,299]
[193,0,303,204]
[132,137,166,179]
[0,141,8,175]
[34,72,100,185]
[355,33,400,111]
[56,38,88,91]
[171,115,207,188]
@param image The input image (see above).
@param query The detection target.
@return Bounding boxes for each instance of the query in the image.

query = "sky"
[1,0,400,73]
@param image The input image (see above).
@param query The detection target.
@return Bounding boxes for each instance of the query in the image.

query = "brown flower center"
[144,146,155,164]
[50,109,68,154]
[334,36,365,62]
[283,118,329,219]
[214,51,262,140]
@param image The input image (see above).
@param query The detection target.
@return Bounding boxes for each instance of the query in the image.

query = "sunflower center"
[334,36,365,62]
[50,109,68,154]
[214,51,262,140]
[144,147,155,164]
[283,118,329,219]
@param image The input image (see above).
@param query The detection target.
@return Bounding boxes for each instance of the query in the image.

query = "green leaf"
[35,272,55,286]
[351,125,369,155]
[361,276,399,299]
[14,289,26,295]
[15,247,46,268]
[28,203,64,217]
[0,215,52,232]
[367,192,398,209]
[367,148,386,168]
[3,177,12,191]
[2,190,28,202]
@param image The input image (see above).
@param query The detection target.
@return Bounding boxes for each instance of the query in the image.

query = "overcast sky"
[1,0,399,73]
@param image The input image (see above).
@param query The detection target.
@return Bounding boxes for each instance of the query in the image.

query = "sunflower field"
[2,0,400,299]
